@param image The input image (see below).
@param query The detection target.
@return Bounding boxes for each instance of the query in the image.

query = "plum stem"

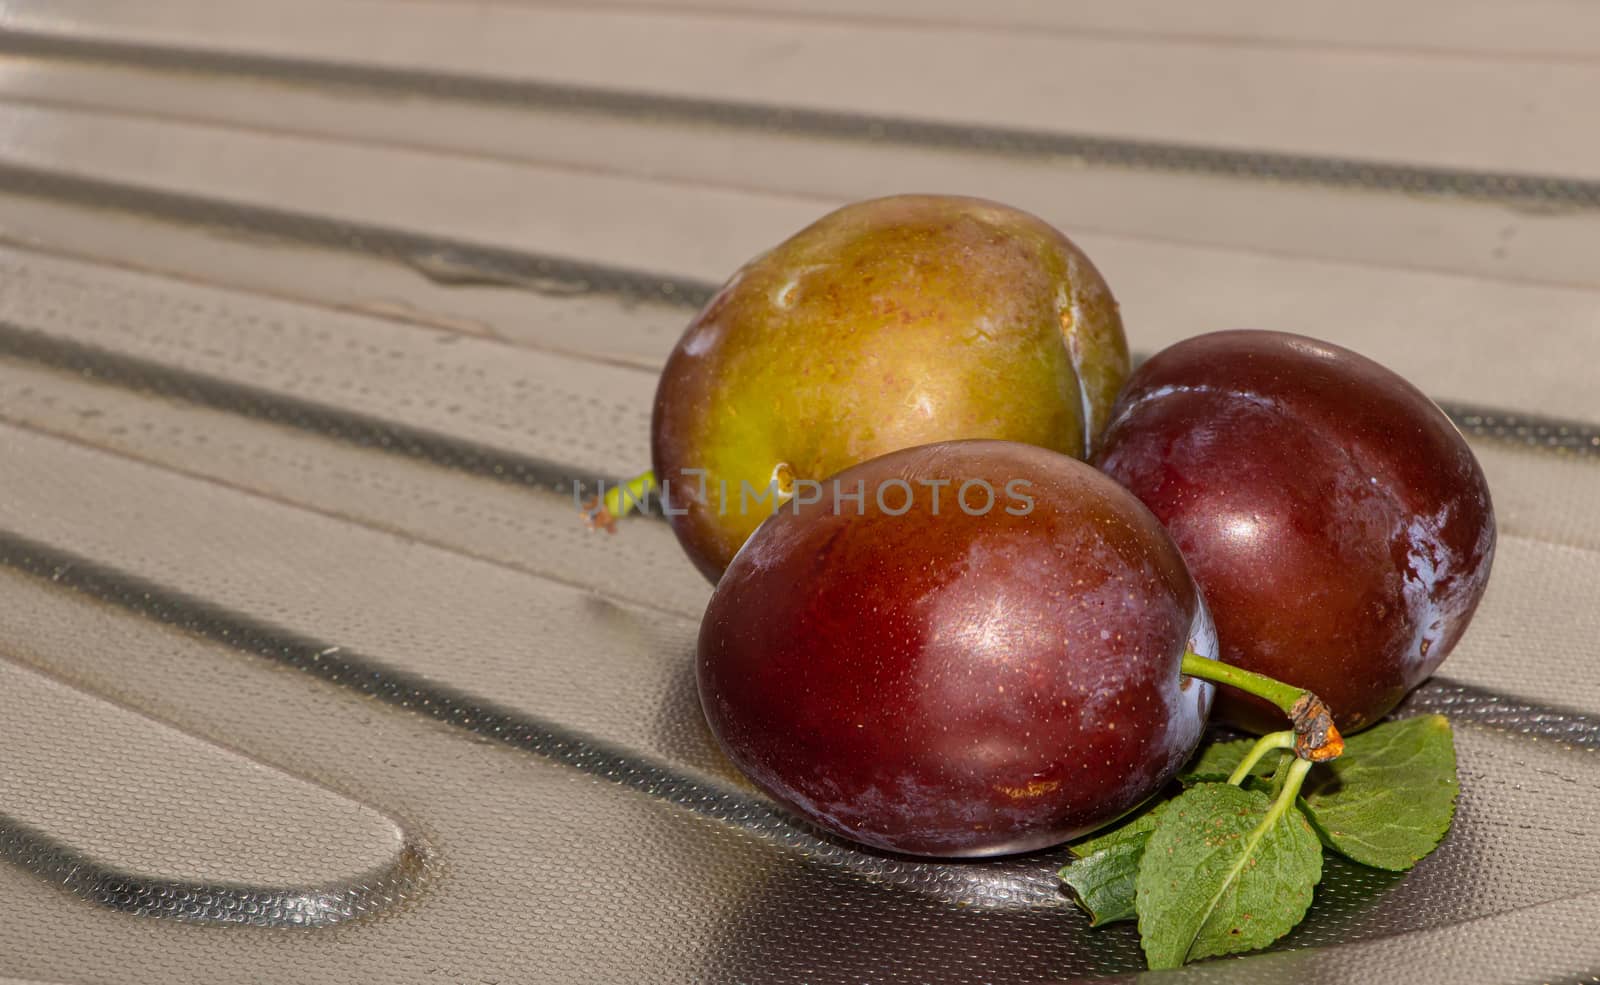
[1227,731,1296,785]
[1264,756,1315,828]
[1180,652,1344,762]
[582,470,656,533]
[1267,749,1295,797]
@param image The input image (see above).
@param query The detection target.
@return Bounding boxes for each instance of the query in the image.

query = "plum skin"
[697,440,1216,858]
[653,194,1129,583]
[1093,331,1496,734]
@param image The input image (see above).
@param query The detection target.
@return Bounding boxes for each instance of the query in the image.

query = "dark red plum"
[1094,331,1495,733]
[697,440,1218,858]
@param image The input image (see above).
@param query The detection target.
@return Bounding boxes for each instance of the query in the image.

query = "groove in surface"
[426,0,1600,61]
[0,529,1062,910]
[0,2,1594,981]
[10,560,1598,985]
[3,122,1598,421]
[0,160,711,309]
[2,528,1599,928]
[0,242,1596,467]
[3,324,1597,709]
[0,317,587,493]
[0,355,710,619]
[0,357,1597,976]
[0,659,428,926]
[6,55,1600,300]
[0,27,1597,207]
[5,411,1600,915]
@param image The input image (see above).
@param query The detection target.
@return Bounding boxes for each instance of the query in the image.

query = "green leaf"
[1177,737,1257,783]
[1177,735,1291,787]
[1135,782,1322,968]
[1061,800,1173,926]
[1069,799,1169,858]
[1060,837,1148,926]
[1300,714,1459,871]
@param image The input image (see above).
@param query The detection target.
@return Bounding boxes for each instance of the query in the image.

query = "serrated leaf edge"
[1300,714,1459,871]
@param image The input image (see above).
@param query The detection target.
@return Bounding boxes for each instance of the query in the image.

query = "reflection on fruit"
[697,440,1216,857]
[1094,330,1495,733]
[653,194,1129,582]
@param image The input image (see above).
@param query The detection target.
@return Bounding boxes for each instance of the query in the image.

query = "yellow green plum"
[651,194,1131,581]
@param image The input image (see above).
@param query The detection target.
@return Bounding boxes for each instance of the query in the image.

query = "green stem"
[584,470,657,531]
[1268,748,1295,796]
[1180,651,1345,762]
[1264,756,1314,827]
[603,470,657,520]
[1227,731,1295,786]
[1181,653,1305,716]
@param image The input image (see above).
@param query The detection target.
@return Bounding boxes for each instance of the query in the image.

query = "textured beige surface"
[4,0,1599,175]
[0,245,654,476]
[3,549,1600,982]
[0,661,408,887]
[4,60,1600,290]
[0,420,742,789]
[0,1,1598,982]
[0,105,1595,420]
[487,0,1600,59]
[0,357,708,618]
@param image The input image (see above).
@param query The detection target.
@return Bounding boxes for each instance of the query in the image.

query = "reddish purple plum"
[697,440,1218,858]
[1094,331,1496,733]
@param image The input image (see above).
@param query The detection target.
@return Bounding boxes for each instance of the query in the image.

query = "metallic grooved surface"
[1406,681,1600,750]
[0,812,431,928]
[0,30,1597,210]
[1436,401,1600,456]
[0,318,583,493]
[0,530,1066,910]
[0,650,432,928]
[1,272,1596,481]
[4,525,1600,926]
[0,161,713,309]
[0,9,1596,978]
[0,154,1591,455]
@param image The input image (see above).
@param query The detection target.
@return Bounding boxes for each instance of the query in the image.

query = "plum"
[652,194,1129,582]
[1094,331,1496,733]
[697,440,1216,857]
